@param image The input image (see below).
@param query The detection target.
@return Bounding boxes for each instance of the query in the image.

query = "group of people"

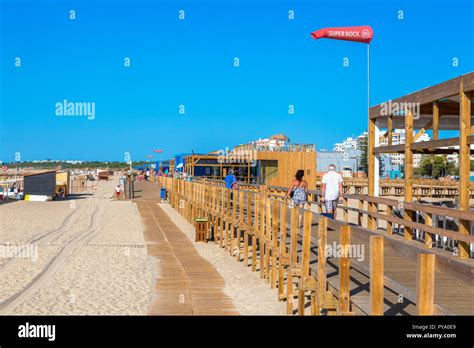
[285,165,343,224]
[223,165,343,224]
[136,169,151,182]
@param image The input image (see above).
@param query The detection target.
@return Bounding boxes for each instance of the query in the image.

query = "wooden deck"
[297,219,474,315]
[134,183,238,315]
[152,177,474,315]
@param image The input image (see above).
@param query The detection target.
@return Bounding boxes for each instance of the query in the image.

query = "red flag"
[311,25,373,44]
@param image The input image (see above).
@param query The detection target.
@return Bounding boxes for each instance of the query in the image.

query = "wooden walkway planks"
[135,192,238,315]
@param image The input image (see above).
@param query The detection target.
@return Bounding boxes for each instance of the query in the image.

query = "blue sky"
[1,0,472,162]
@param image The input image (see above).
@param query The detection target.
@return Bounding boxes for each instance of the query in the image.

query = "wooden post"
[259,191,265,278]
[459,86,471,259]
[416,253,435,315]
[424,213,433,248]
[339,225,351,313]
[252,192,259,272]
[230,189,236,256]
[264,197,271,281]
[432,101,439,140]
[271,199,279,288]
[404,110,414,241]
[235,190,244,261]
[387,115,393,145]
[287,207,298,314]
[243,191,251,266]
[386,205,393,235]
[317,217,328,310]
[278,203,288,299]
[343,197,348,222]
[358,199,364,227]
[370,235,384,315]
[297,210,313,315]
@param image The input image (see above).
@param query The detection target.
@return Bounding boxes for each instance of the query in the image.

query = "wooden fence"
[158,177,458,315]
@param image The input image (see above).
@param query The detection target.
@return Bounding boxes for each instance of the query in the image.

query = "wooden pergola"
[368,72,473,258]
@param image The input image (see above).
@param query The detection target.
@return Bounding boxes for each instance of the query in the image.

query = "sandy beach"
[0,178,154,315]
[0,178,287,315]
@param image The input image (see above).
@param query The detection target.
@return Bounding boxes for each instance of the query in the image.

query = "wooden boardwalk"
[144,178,474,315]
[298,219,474,315]
[134,183,238,315]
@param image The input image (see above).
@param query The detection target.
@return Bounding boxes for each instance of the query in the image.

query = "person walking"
[225,169,237,189]
[321,164,343,219]
[286,169,308,227]
[115,184,121,200]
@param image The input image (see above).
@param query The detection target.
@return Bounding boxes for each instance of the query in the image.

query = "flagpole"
[368,43,379,196]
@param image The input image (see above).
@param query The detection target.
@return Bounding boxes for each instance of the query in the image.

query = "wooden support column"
[424,213,433,248]
[286,207,298,314]
[386,205,393,235]
[259,190,266,278]
[387,115,393,145]
[416,253,435,315]
[230,189,237,256]
[271,200,279,288]
[264,197,271,281]
[404,110,414,241]
[433,102,439,140]
[235,190,244,261]
[459,86,471,259]
[339,225,351,313]
[278,203,288,300]
[252,192,258,272]
[299,210,314,315]
[243,190,251,266]
[370,235,384,315]
[316,217,328,313]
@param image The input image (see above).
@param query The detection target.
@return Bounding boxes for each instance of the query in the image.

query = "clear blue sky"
[1,0,472,162]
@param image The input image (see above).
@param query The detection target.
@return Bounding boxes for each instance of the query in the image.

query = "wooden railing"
[157,176,466,315]
[196,177,474,197]
[193,177,474,259]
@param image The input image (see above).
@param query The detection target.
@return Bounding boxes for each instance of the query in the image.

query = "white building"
[378,129,430,168]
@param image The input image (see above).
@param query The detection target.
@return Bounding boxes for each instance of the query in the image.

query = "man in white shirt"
[321,164,343,218]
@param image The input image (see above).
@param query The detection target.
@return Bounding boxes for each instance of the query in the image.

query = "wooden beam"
[404,110,414,241]
[413,118,433,142]
[416,253,435,315]
[286,207,298,314]
[339,225,351,313]
[433,102,439,140]
[458,85,471,259]
[271,199,279,288]
[369,72,474,119]
[317,217,328,308]
[387,115,393,145]
[278,203,287,300]
[370,235,384,315]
